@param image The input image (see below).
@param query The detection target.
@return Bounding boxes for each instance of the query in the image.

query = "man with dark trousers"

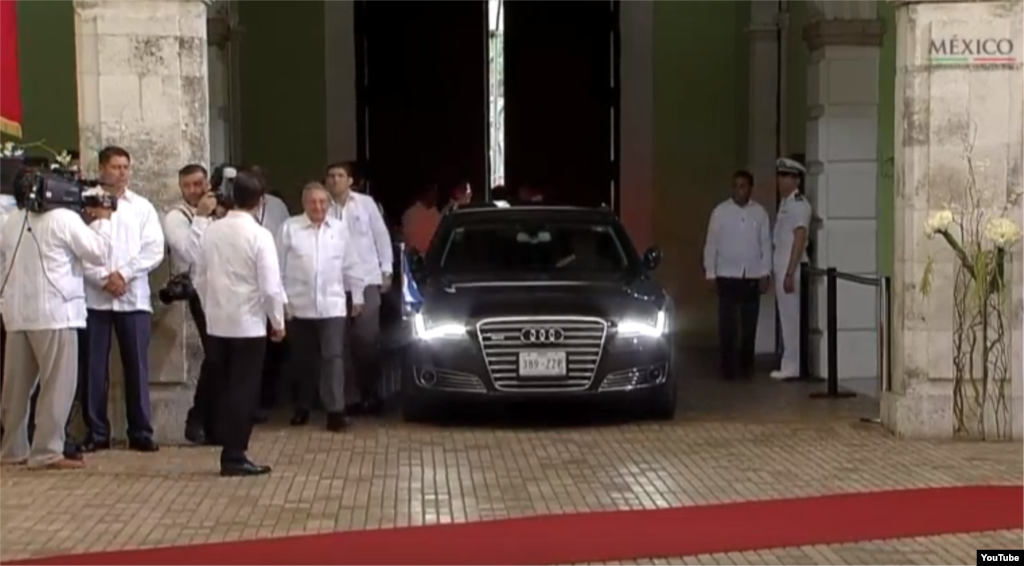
[163,164,220,444]
[702,170,772,379]
[81,146,165,452]
[194,171,285,476]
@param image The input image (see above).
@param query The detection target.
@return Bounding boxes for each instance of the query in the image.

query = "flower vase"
[950,255,1013,440]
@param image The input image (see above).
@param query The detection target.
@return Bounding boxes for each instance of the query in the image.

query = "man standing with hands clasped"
[703,170,772,380]
[771,158,812,380]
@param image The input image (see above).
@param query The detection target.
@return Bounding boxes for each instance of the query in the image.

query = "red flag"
[0,0,22,138]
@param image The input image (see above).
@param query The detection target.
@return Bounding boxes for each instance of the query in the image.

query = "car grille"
[476,316,607,391]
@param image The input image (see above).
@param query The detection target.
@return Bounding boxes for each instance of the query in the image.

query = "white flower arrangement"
[924,208,955,237]
[1,141,25,158]
[984,217,1023,249]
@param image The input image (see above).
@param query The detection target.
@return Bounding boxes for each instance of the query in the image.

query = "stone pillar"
[882,0,1023,439]
[803,2,884,381]
[746,0,782,355]
[619,0,655,252]
[324,0,357,164]
[74,0,210,444]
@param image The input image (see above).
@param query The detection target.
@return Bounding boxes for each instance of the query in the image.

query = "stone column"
[324,0,357,164]
[882,0,1023,439]
[74,0,210,444]
[803,2,884,382]
[746,0,782,355]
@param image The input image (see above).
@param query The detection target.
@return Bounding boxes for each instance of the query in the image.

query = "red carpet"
[9,485,1022,565]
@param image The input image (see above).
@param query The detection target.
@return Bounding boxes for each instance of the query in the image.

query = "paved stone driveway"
[1,369,1020,563]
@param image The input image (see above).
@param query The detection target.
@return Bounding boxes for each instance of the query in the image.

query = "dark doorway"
[355,0,488,225]
[502,0,619,209]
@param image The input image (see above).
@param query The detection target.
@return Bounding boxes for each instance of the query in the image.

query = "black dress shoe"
[63,442,83,461]
[128,437,160,452]
[220,460,272,477]
[184,426,207,445]
[80,439,111,453]
[326,412,349,432]
[289,410,310,426]
[252,409,270,424]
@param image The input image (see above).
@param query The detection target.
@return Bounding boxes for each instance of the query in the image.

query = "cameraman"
[194,171,285,477]
[0,195,114,469]
[162,164,219,445]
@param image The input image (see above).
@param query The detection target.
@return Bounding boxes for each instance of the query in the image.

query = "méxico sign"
[929,36,1019,65]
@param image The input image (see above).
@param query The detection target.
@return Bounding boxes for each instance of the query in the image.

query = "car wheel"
[647,379,677,421]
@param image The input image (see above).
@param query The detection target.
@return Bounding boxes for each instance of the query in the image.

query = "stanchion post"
[798,261,811,380]
[810,267,856,399]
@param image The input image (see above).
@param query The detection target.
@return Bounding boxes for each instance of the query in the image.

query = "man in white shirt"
[0,200,113,469]
[0,181,18,436]
[703,170,771,380]
[325,161,393,415]
[194,171,285,477]
[162,164,219,445]
[771,158,812,380]
[80,146,165,453]
[278,182,365,431]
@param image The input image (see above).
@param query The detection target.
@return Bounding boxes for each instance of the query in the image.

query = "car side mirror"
[642,246,662,271]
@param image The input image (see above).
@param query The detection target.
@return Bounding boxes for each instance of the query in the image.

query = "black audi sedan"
[397,204,676,421]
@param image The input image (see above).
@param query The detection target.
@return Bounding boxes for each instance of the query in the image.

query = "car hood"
[417,278,667,321]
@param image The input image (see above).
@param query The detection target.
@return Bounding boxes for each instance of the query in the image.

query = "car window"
[437,221,629,276]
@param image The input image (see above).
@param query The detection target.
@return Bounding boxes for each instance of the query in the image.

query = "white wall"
[805,43,881,380]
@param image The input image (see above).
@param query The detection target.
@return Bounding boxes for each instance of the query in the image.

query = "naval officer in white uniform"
[771,158,811,380]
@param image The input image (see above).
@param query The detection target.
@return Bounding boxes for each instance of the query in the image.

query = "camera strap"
[170,204,196,277]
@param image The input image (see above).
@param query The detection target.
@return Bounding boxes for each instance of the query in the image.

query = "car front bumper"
[404,332,673,401]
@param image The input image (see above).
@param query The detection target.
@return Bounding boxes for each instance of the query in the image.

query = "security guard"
[771,158,811,380]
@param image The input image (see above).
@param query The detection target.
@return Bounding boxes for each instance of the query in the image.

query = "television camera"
[209,164,238,209]
[12,166,117,214]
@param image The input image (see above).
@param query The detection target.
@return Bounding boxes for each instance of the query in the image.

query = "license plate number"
[518,351,567,377]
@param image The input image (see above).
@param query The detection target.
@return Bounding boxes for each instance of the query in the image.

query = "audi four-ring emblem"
[520,327,565,344]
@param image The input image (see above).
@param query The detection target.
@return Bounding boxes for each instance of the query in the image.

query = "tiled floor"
[1,366,1020,563]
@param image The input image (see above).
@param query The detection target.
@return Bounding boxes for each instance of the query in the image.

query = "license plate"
[518,351,567,377]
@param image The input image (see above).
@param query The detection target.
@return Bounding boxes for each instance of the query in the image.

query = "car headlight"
[617,310,667,338]
[413,312,466,340]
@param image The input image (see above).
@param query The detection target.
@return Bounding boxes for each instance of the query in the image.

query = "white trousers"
[773,263,801,375]
[0,329,78,467]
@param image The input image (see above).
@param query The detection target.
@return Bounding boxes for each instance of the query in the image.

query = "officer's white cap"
[775,157,806,175]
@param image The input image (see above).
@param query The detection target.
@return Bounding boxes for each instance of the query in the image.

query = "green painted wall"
[1,1,78,153]
[238,0,327,210]
[653,0,750,345]
[785,0,810,157]
[877,2,896,277]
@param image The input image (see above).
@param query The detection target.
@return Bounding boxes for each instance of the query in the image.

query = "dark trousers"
[82,309,154,442]
[207,335,265,463]
[716,277,761,377]
[347,285,382,403]
[185,296,216,435]
[259,324,287,411]
[289,317,347,413]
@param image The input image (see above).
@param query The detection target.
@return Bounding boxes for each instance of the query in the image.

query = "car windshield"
[437,220,631,278]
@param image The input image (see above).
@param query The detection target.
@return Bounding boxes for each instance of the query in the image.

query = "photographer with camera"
[161,164,220,445]
[0,167,115,469]
[194,170,285,477]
